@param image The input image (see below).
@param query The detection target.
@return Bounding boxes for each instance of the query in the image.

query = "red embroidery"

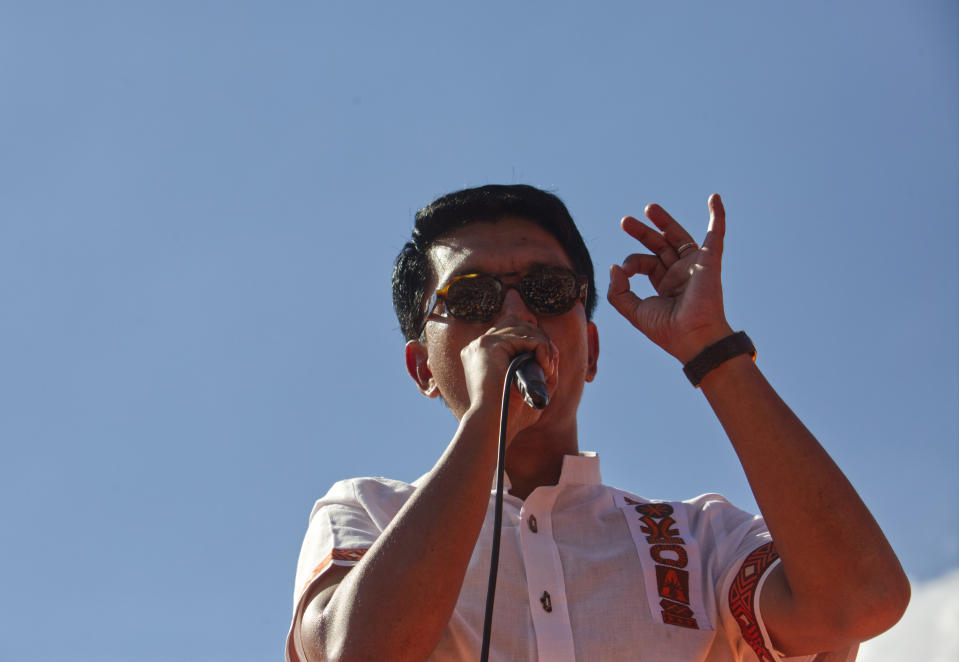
[650,543,689,567]
[631,500,699,629]
[639,515,686,544]
[729,541,780,662]
[656,566,691,603]
[331,548,367,563]
[660,598,699,629]
[299,548,369,598]
[635,502,674,519]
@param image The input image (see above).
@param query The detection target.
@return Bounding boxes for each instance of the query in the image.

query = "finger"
[538,340,559,385]
[621,216,678,268]
[485,319,550,348]
[621,253,666,290]
[702,193,725,256]
[645,203,697,249]
[607,264,644,321]
[486,326,549,350]
[486,319,556,378]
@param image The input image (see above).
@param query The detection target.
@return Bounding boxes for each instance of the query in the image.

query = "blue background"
[1,2,956,660]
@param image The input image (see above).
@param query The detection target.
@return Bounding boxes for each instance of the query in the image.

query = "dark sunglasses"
[419,266,588,336]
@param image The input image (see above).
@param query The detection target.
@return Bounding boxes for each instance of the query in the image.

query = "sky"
[1,2,956,660]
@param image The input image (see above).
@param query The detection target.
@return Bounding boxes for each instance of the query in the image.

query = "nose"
[498,286,537,324]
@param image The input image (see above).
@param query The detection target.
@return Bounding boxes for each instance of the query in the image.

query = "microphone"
[514,353,549,409]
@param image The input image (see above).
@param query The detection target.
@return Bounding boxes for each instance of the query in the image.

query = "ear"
[585,321,599,383]
[405,340,440,398]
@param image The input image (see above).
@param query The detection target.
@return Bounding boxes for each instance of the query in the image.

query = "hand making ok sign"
[607,193,736,363]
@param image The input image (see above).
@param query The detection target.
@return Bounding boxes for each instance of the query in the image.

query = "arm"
[303,408,500,662]
[607,194,909,655]
[298,320,556,662]
[700,353,908,653]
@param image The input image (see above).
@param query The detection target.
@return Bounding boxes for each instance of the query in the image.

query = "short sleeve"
[685,494,857,662]
[721,544,859,662]
[285,477,416,662]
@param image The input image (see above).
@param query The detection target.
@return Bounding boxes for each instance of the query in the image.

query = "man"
[286,185,909,661]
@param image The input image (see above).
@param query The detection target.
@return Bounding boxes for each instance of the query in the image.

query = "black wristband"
[682,331,756,387]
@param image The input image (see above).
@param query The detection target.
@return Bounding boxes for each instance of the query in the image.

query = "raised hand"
[607,194,734,363]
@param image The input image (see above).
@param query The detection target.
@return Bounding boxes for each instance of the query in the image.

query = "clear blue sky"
[1,2,956,660]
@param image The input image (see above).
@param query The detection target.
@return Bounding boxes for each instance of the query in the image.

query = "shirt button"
[527,515,538,533]
[540,590,552,613]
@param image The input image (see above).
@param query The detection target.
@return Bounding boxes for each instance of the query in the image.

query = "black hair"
[392,184,597,341]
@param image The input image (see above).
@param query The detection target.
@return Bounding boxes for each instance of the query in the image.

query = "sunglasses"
[420,265,588,335]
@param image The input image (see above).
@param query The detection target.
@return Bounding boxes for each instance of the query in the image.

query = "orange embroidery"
[298,548,368,598]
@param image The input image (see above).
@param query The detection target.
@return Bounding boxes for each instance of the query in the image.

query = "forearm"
[312,408,501,662]
[699,355,909,643]
[607,193,907,651]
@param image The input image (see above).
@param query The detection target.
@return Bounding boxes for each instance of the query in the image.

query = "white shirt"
[286,453,857,662]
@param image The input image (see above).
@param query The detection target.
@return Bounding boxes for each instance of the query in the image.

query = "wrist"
[673,322,735,364]
[462,401,501,427]
[682,331,756,387]
[696,350,758,391]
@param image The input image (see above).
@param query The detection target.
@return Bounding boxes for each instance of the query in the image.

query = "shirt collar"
[413,453,603,491]
[500,451,602,491]
[558,451,602,486]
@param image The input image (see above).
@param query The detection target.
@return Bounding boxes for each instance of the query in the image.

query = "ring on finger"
[675,241,698,256]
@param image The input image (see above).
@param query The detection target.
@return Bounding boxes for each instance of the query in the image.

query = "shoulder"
[309,476,418,526]
[606,487,765,549]
[680,492,762,533]
[680,492,744,512]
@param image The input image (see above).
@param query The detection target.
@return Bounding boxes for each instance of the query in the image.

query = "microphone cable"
[480,352,546,662]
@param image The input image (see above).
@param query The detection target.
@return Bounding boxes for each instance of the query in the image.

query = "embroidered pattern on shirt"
[299,547,369,598]
[624,497,700,629]
[728,541,779,662]
[331,548,367,563]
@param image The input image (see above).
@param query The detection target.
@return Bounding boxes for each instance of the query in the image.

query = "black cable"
[479,352,533,662]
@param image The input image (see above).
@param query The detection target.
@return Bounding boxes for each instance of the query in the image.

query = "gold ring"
[676,241,698,256]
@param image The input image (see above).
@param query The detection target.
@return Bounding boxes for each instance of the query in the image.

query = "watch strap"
[682,331,756,387]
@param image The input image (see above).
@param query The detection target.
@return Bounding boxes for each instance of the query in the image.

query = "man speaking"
[285,185,908,661]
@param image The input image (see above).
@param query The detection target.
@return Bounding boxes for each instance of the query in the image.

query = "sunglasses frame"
[418,266,588,337]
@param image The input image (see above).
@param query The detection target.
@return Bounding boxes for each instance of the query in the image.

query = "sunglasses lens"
[440,268,582,323]
[445,276,502,321]
[523,268,580,314]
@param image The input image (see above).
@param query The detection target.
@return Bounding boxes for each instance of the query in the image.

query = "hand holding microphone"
[460,316,556,419]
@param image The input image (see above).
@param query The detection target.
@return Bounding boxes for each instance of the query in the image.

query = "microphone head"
[521,383,549,409]
[515,356,549,409]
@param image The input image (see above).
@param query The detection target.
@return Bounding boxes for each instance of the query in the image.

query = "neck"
[504,420,579,500]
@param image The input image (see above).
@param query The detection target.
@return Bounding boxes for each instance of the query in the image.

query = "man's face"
[407,217,598,429]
